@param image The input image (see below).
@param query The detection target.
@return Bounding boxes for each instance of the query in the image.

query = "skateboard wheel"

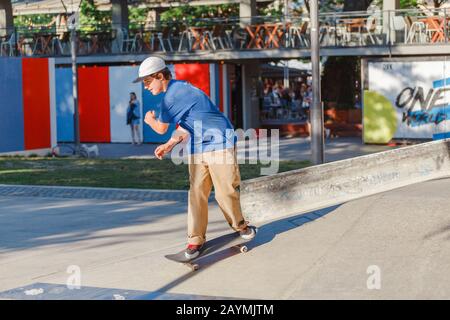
[191,264,199,271]
[240,246,248,253]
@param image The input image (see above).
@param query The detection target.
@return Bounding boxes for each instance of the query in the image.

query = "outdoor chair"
[224,27,237,49]
[363,15,383,45]
[289,21,309,48]
[318,22,334,46]
[204,24,229,50]
[335,21,353,46]
[227,26,247,49]
[120,28,139,53]
[51,32,66,55]
[390,15,409,44]
[112,27,124,53]
[140,31,155,52]
[110,27,135,53]
[156,26,174,52]
[0,32,16,56]
[423,19,442,43]
[178,24,192,52]
[405,16,427,44]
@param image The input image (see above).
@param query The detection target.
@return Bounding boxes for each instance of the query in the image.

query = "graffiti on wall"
[395,78,450,127]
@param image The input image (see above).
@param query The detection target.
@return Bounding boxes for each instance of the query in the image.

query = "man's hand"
[154,129,189,160]
[144,110,169,135]
[144,110,156,126]
[154,143,173,160]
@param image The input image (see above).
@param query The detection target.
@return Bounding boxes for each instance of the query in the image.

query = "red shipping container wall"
[22,58,51,150]
[78,66,111,143]
[174,64,210,97]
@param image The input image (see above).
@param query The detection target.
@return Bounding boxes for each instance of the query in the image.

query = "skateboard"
[165,227,257,271]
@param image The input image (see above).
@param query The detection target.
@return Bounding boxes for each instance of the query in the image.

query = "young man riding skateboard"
[134,56,256,260]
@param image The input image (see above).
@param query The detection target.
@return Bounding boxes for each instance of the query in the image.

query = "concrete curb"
[240,139,450,223]
[0,184,191,202]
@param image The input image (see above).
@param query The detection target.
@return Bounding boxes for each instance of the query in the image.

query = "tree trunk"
[433,0,447,8]
[343,0,372,11]
[305,0,310,13]
[320,0,371,110]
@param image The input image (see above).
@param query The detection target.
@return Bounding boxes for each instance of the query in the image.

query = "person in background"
[126,92,142,145]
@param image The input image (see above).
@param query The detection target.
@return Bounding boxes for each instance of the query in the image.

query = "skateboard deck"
[165,227,257,271]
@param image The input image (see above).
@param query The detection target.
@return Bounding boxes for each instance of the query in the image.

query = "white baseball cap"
[133,56,166,83]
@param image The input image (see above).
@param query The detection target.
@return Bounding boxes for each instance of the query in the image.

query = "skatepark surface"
[1,177,449,299]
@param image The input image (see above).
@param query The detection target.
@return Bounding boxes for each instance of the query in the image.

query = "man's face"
[143,73,164,95]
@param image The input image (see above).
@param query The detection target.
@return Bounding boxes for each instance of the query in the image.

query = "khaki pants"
[187,147,247,245]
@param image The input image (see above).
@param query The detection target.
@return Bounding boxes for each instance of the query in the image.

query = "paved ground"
[58,137,404,163]
[1,177,449,299]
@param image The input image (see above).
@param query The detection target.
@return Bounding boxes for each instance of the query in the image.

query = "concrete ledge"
[0,184,189,202]
[241,139,450,223]
[0,148,53,157]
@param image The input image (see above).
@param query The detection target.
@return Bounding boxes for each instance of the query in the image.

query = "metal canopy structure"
[12,0,273,15]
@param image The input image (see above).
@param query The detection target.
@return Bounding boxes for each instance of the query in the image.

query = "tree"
[128,7,149,29]
[320,0,371,109]
[413,0,449,8]
[294,0,344,15]
[14,14,55,29]
[400,0,419,8]
[432,0,449,7]
[79,0,110,31]
[160,4,240,23]
[343,0,373,11]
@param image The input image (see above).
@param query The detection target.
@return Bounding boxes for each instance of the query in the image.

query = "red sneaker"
[185,244,203,260]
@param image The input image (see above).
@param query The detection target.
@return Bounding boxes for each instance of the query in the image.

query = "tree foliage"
[14,14,55,29]
[128,7,148,29]
[400,0,419,8]
[79,0,110,30]
[160,4,240,23]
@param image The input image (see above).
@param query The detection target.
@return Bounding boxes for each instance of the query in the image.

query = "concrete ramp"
[0,177,449,299]
[241,139,450,223]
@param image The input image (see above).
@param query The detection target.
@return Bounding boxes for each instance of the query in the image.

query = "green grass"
[0,157,310,190]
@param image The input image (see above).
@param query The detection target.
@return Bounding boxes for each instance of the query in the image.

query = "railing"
[1,7,450,57]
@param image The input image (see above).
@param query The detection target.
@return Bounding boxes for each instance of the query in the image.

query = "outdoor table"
[263,22,290,48]
[33,33,55,55]
[138,30,154,52]
[246,24,265,48]
[344,18,366,32]
[75,34,90,55]
[335,17,366,45]
[419,16,448,43]
[17,35,34,56]
[87,31,112,54]
[245,22,288,48]
[189,26,209,50]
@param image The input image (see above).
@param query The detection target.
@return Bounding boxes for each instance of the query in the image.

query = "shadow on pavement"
[148,204,342,300]
[0,197,188,252]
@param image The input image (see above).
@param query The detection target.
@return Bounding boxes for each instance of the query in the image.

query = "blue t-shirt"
[157,80,235,154]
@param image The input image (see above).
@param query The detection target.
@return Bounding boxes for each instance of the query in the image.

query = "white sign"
[366,60,450,141]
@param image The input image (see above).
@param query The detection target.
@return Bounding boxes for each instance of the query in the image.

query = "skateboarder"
[134,56,256,260]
